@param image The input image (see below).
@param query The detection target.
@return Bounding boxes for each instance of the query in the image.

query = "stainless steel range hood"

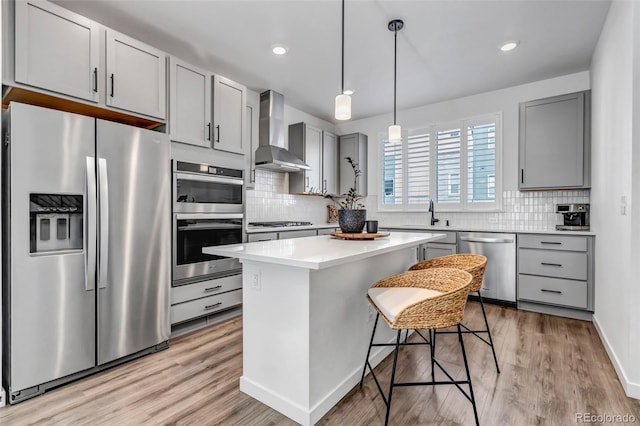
[255,90,310,171]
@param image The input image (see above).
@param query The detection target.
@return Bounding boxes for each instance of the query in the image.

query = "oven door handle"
[174,172,243,185]
[178,223,243,231]
[175,213,244,220]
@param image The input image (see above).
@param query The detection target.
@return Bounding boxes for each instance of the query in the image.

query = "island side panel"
[239,260,312,424]
[308,247,417,423]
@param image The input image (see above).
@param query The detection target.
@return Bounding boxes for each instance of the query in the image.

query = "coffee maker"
[556,203,590,231]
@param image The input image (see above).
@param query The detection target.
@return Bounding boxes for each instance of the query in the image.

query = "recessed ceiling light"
[343,89,354,95]
[272,45,288,55]
[500,41,519,52]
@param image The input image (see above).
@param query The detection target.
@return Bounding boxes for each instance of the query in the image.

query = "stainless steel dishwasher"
[458,232,516,305]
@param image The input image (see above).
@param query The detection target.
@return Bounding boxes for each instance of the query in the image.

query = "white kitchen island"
[204,232,445,425]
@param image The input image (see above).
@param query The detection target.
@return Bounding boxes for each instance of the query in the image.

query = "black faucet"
[428,199,439,226]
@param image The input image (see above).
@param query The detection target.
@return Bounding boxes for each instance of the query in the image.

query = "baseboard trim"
[239,334,396,426]
[592,315,640,400]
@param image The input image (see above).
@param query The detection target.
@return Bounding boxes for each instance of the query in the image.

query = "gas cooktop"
[248,221,313,227]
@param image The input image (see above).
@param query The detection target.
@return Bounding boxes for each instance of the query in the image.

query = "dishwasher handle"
[459,237,514,243]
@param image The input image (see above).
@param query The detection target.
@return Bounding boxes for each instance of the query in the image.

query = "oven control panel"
[175,161,243,179]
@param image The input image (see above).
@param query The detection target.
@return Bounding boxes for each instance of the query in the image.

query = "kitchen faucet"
[428,199,439,226]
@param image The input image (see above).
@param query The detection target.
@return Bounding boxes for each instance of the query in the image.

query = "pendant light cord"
[393,25,397,125]
[341,0,345,94]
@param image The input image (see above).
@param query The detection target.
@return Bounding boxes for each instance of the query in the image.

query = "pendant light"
[335,0,351,120]
[388,19,404,144]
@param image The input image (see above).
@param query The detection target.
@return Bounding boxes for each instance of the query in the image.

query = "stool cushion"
[368,287,443,323]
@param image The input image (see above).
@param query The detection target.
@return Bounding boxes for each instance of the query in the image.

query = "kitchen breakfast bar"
[204,232,445,425]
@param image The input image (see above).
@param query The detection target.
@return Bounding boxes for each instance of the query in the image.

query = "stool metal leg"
[477,291,500,374]
[457,324,480,426]
[360,313,380,387]
[430,329,436,384]
[384,330,403,426]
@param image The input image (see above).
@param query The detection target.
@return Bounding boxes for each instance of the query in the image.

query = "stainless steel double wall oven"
[173,161,244,285]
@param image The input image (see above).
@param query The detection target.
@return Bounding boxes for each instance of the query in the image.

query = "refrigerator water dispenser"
[30,194,83,253]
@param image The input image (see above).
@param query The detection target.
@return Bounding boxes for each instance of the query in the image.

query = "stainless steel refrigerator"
[2,102,171,403]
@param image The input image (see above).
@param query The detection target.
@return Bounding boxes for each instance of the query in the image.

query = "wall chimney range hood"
[255,90,310,172]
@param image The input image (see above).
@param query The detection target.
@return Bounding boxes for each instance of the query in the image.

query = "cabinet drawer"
[435,231,457,244]
[279,230,316,239]
[424,243,457,260]
[519,249,587,280]
[518,275,588,309]
[171,289,242,324]
[518,234,587,251]
[317,228,338,235]
[247,232,278,242]
[172,274,242,305]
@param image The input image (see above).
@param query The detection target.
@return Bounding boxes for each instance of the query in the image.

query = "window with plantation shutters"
[467,121,497,205]
[381,132,430,209]
[407,133,429,204]
[382,139,403,205]
[435,127,461,206]
[379,113,501,212]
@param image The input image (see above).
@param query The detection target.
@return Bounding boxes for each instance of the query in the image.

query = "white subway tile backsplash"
[248,169,590,231]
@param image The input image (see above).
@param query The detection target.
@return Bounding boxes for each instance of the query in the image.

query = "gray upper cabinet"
[106,29,167,119]
[14,0,100,103]
[289,122,323,193]
[169,57,212,147]
[339,133,368,196]
[212,75,246,155]
[322,131,339,195]
[519,91,591,190]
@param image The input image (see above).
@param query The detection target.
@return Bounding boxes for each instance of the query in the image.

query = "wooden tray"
[330,231,390,240]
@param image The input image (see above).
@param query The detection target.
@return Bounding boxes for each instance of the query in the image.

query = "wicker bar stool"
[409,254,499,373]
[359,268,479,426]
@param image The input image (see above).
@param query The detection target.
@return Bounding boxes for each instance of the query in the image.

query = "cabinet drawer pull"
[540,241,562,245]
[110,73,114,97]
[215,125,220,142]
[521,169,524,184]
[204,302,222,310]
[541,262,562,267]
[93,67,98,93]
[540,289,562,294]
[204,285,222,293]
[207,123,212,141]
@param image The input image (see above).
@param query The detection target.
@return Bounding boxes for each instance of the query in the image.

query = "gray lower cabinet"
[247,232,278,242]
[279,229,316,239]
[419,231,457,261]
[519,90,590,190]
[517,234,594,312]
[317,227,338,235]
[247,229,319,242]
[170,274,242,325]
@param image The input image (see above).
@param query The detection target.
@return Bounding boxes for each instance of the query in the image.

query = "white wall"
[336,71,589,196]
[590,0,640,399]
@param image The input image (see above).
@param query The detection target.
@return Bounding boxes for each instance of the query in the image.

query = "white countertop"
[382,224,596,236]
[204,232,445,270]
[245,223,594,236]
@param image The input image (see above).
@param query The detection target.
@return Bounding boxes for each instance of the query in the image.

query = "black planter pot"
[338,209,367,233]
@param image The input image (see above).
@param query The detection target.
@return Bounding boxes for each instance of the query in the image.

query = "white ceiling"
[53,0,611,124]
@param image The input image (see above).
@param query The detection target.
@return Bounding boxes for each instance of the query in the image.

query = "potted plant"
[335,157,366,233]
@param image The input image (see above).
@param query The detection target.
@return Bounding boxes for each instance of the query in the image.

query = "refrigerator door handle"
[85,157,97,291]
[98,158,109,289]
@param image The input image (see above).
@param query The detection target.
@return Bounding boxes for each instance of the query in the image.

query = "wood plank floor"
[2,302,639,425]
